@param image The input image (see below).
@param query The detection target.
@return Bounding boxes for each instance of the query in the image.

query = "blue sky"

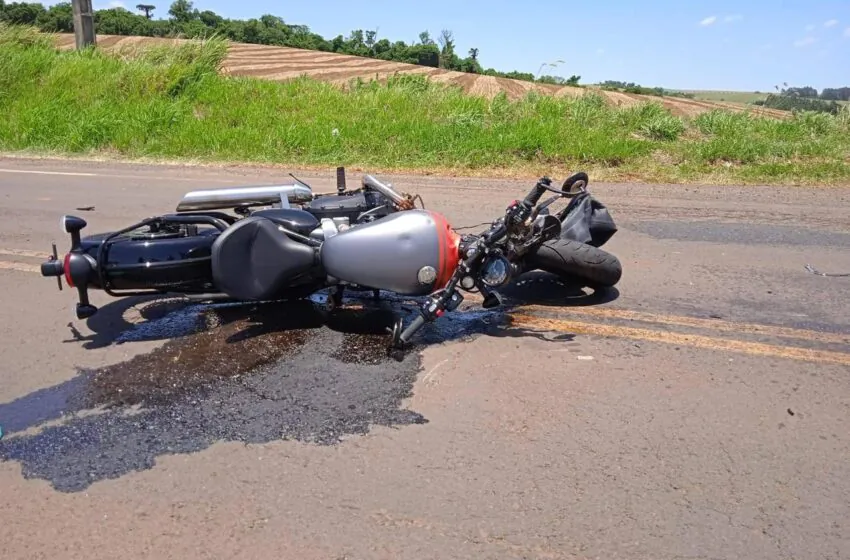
[80,0,850,90]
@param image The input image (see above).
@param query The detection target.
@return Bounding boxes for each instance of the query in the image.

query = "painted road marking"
[0,248,51,259]
[0,168,98,177]
[0,261,41,273]
[510,314,850,367]
[523,304,849,346]
[0,168,257,183]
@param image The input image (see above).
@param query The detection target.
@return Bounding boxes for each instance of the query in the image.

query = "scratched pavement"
[0,157,849,560]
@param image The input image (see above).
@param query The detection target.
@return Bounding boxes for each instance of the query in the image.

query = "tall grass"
[1,24,848,184]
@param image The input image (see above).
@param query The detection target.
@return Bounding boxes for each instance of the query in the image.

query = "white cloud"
[699,16,717,26]
[724,14,743,23]
[793,37,817,47]
[805,24,816,31]
[824,19,839,28]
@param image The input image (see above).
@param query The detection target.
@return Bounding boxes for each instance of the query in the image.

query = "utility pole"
[71,0,96,49]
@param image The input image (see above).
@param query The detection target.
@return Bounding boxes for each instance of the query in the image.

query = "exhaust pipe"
[176,184,314,212]
[362,175,407,208]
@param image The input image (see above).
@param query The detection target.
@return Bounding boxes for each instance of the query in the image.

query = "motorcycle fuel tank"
[320,209,460,295]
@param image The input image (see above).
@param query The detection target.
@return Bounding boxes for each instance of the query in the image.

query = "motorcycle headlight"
[481,255,510,287]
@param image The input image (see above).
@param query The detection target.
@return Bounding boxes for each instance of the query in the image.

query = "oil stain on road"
[0,296,508,493]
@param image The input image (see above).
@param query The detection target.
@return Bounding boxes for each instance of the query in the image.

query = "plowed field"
[54,34,789,119]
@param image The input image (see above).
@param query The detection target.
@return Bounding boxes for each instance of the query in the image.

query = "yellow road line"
[521,304,849,346]
[0,261,41,273]
[0,248,50,259]
[510,314,850,366]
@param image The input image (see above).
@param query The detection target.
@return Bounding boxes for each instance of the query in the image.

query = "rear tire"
[525,239,622,288]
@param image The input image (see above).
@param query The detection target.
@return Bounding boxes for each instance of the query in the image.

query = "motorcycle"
[40,169,621,358]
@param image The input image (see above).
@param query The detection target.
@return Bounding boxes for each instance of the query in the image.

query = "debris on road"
[805,264,850,277]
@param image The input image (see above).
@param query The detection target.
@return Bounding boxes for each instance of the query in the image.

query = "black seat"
[211,216,317,301]
[250,208,319,236]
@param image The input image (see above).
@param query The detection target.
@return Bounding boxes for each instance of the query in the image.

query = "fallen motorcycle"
[40,170,621,358]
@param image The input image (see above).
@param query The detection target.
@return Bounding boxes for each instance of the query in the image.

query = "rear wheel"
[525,238,622,288]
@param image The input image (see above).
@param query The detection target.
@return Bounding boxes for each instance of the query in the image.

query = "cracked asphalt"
[0,157,849,560]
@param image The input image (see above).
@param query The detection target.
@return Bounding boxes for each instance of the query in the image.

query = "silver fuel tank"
[320,209,460,295]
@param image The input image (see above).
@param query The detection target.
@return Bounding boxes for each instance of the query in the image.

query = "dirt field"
[52,34,789,119]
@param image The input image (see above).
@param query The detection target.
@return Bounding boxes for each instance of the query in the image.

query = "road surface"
[0,157,849,560]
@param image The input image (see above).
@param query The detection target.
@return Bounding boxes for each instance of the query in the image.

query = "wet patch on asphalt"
[0,295,509,493]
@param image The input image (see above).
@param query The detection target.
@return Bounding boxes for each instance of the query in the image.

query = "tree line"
[772,84,850,102]
[751,83,848,115]
[0,0,580,85]
[597,81,696,99]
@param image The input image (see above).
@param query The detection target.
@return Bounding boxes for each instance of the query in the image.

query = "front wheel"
[524,238,622,289]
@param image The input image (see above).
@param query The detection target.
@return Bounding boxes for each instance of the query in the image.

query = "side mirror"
[561,172,589,195]
[61,215,87,251]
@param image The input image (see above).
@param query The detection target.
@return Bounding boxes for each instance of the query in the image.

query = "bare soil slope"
[54,34,788,118]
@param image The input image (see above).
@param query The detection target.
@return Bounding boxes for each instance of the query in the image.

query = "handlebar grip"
[522,181,548,208]
[399,314,427,344]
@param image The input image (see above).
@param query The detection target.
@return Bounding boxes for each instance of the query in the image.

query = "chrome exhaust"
[175,184,314,212]
[362,175,407,207]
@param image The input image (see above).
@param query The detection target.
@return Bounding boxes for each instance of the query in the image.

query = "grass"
[2,25,849,185]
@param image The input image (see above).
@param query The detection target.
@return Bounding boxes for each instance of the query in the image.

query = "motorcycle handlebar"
[398,314,426,344]
[521,178,550,209]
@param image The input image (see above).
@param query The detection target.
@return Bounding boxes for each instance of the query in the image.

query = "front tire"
[525,238,622,288]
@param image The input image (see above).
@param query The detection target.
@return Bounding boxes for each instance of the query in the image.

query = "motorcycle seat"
[211,216,317,301]
[249,208,319,236]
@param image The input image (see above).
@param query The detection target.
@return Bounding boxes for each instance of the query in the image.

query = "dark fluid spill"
[0,293,508,493]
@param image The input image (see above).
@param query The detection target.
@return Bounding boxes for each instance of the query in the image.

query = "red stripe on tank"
[428,211,460,289]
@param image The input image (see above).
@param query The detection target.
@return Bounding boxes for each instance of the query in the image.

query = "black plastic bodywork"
[82,227,220,293]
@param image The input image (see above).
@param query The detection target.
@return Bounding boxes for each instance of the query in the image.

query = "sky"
[68,0,850,90]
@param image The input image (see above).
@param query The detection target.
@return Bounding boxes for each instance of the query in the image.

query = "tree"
[198,9,222,28]
[437,29,455,69]
[36,2,73,32]
[136,4,155,19]
[365,29,377,52]
[418,30,434,45]
[469,47,478,61]
[168,0,195,23]
[0,1,46,25]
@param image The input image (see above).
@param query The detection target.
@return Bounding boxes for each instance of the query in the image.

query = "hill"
[53,34,789,120]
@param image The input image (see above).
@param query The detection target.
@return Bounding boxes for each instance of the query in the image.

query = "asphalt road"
[0,157,849,560]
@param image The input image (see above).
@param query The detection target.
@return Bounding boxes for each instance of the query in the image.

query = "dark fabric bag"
[557,191,618,247]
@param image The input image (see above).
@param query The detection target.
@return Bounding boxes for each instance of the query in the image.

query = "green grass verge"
[2,25,849,185]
